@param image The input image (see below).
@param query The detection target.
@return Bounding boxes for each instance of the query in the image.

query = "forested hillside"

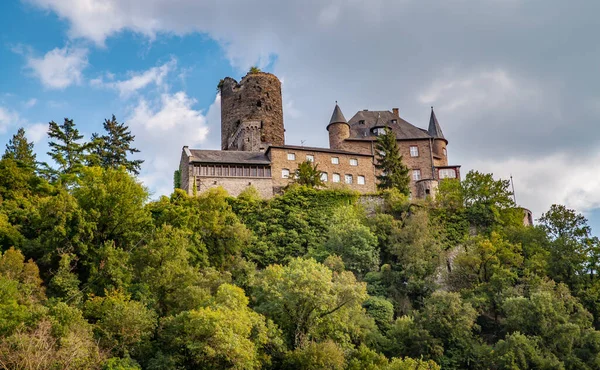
[1,120,600,369]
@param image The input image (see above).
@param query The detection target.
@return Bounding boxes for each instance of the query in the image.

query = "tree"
[153,284,282,369]
[92,115,143,175]
[291,160,326,188]
[375,128,410,195]
[252,258,372,349]
[2,127,37,169]
[461,171,518,231]
[284,341,346,370]
[84,289,157,357]
[311,206,379,276]
[538,204,592,290]
[43,118,94,181]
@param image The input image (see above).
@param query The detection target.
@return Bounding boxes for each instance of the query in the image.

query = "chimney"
[392,108,399,117]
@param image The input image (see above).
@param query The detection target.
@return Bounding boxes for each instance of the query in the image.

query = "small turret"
[428,107,448,164]
[327,103,350,150]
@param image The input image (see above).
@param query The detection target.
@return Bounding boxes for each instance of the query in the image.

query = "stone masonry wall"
[269,147,377,194]
[342,138,436,196]
[179,149,193,195]
[220,72,284,151]
[194,176,274,198]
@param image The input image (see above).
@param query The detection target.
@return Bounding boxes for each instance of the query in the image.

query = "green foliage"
[375,128,410,195]
[44,118,93,180]
[283,341,346,370]
[230,186,359,266]
[149,188,250,269]
[364,296,394,333]
[91,115,144,175]
[73,166,152,249]
[249,66,262,74]
[291,160,325,188]
[252,257,371,349]
[2,127,37,170]
[173,169,181,189]
[3,123,600,370]
[154,284,282,369]
[84,289,157,357]
[311,205,379,275]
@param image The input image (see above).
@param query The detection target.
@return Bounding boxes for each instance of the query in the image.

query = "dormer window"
[391,119,397,124]
[359,120,365,125]
[373,127,387,136]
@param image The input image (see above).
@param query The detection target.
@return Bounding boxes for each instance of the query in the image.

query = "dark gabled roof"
[267,145,373,157]
[326,104,349,130]
[427,107,445,139]
[188,149,271,165]
[347,110,432,140]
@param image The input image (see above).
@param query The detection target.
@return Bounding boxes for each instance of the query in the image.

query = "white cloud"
[24,98,38,108]
[25,123,49,144]
[25,46,88,89]
[0,106,47,146]
[127,91,212,197]
[0,107,20,133]
[92,59,176,97]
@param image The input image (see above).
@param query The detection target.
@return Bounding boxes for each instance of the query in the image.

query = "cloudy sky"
[1,0,599,232]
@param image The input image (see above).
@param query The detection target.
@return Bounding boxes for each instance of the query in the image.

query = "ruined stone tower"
[219,72,284,151]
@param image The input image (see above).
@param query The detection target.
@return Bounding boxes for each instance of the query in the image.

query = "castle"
[179,71,461,198]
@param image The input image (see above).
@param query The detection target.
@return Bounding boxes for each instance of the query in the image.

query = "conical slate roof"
[427,107,445,139]
[327,103,349,130]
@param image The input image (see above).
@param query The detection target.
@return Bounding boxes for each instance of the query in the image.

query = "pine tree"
[93,115,143,175]
[45,118,90,177]
[2,127,37,169]
[375,128,410,195]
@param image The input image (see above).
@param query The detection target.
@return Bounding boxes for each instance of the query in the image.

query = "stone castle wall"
[268,147,377,194]
[194,176,274,198]
[220,72,284,151]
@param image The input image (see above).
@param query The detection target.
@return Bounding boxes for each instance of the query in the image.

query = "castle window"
[251,167,257,177]
[345,174,353,184]
[358,175,365,185]
[439,168,456,179]
[359,120,365,125]
[282,169,290,179]
[306,155,314,162]
[412,169,421,181]
[331,157,339,164]
[349,158,358,166]
[373,127,386,136]
[443,147,447,156]
[321,172,328,182]
[410,146,419,157]
[257,101,262,107]
[332,173,341,183]
[391,119,397,124]
[287,153,296,160]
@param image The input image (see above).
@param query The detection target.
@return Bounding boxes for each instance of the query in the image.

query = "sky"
[1,0,600,233]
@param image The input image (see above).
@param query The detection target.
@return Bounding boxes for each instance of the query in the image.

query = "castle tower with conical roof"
[327,103,350,150]
[428,107,448,166]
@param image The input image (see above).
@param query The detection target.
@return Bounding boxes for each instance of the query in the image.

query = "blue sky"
[1,0,600,234]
